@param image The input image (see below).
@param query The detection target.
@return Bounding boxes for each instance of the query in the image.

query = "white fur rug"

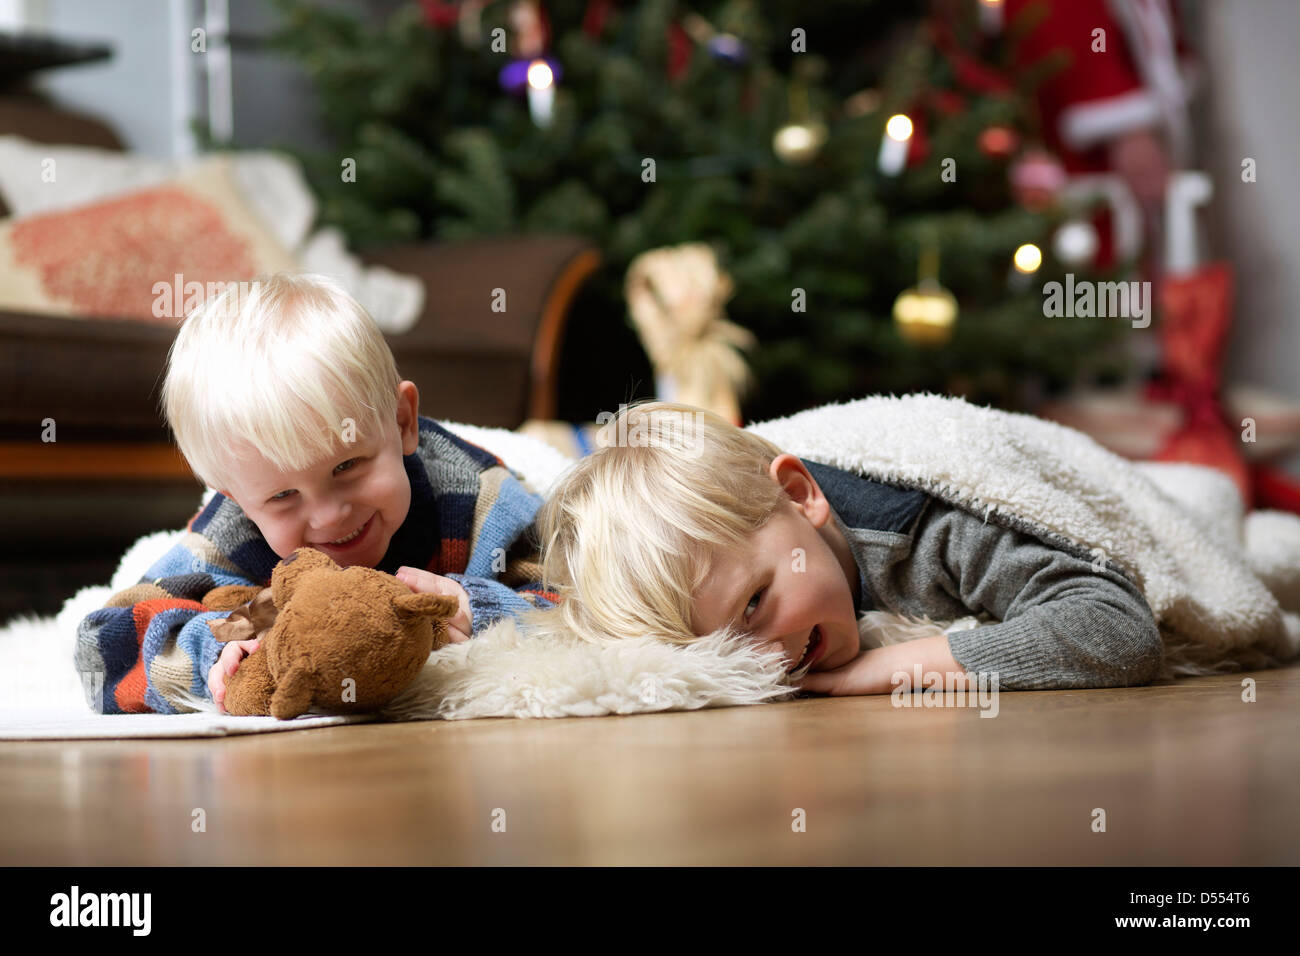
[3,402,1297,738]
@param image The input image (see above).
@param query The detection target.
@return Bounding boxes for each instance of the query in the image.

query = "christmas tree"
[258,0,1132,422]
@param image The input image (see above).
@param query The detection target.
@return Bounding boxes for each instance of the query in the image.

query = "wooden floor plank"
[2,666,1297,865]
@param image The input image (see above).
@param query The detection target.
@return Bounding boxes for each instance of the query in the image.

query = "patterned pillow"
[0,155,299,323]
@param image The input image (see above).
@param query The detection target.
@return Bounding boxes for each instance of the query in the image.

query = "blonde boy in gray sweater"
[533,401,1162,695]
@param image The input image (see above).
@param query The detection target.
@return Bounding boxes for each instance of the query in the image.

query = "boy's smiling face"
[691,454,861,675]
[217,381,421,568]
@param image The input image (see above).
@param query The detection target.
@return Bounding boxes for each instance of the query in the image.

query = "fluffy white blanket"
[4,397,1299,736]
[748,393,1300,677]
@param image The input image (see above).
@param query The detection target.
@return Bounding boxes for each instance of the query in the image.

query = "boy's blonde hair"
[535,400,789,645]
[160,272,402,492]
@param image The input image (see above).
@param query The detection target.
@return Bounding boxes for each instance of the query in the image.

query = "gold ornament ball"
[893,285,958,346]
[773,122,828,164]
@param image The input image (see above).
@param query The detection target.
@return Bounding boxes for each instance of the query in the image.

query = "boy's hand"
[208,637,261,713]
[795,649,884,696]
[394,567,473,643]
[795,634,968,697]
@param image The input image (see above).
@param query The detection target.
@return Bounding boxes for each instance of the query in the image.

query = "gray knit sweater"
[806,459,1165,690]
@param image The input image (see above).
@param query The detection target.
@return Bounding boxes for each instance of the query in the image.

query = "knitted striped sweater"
[75,416,558,714]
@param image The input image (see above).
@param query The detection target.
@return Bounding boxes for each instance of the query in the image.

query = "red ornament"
[1010,148,1067,210]
[978,125,1019,158]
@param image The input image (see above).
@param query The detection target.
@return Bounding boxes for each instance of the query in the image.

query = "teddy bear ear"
[271,546,338,606]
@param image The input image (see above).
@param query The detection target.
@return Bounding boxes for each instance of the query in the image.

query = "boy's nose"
[310,501,353,533]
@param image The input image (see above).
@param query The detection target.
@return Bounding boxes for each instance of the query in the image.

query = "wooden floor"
[3,667,1298,865]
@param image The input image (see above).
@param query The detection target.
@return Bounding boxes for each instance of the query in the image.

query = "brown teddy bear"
[201,547,459,719]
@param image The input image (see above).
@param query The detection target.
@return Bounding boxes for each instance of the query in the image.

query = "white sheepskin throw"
[747,392,1300,678]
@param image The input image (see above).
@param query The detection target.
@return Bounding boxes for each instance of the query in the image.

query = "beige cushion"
[0,135,423,332]
[0,156,299,323]
[0,134,316,251]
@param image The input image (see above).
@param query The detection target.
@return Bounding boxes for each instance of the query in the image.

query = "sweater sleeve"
[906,503,1164,690]
[446,453,558,631]
[74,536,267,715]
[444,573,557,632]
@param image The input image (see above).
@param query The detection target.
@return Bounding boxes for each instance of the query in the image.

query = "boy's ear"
[768,453,830,527]
[396,380,420,455]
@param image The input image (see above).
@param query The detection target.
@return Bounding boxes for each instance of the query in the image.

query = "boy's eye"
[744,588,765,621]
[267,459,361,502]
